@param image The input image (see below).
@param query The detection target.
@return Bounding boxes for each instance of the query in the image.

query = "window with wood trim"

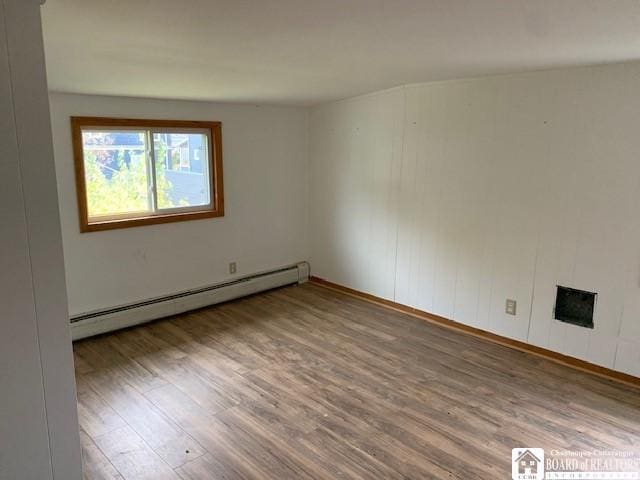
[71,117,223,232]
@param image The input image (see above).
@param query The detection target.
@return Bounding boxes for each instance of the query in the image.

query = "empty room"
[2,1,640,479]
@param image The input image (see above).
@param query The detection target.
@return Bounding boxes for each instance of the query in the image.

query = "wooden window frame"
[71,117,224,232]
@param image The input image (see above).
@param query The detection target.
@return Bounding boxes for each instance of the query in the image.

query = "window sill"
[81,207,224,233]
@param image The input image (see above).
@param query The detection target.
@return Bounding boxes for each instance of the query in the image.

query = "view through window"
[71,118,223,232]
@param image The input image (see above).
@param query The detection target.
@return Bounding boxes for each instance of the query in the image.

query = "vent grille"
[554,285,596,329]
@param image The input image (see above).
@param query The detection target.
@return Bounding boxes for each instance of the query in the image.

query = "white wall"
[50,93,308,316]
[0,1,81,479]
[309,62,640,377]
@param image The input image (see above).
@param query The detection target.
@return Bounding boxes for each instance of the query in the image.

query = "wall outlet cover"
[229,262,237,274]
[506,299,517,316]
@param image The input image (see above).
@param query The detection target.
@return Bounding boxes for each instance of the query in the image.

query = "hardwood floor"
[74,283,640,480]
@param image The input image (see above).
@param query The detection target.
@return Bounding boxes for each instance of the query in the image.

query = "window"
[71,117,223,232]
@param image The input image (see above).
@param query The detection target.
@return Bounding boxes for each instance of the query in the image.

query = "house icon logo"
[512,448,544,480]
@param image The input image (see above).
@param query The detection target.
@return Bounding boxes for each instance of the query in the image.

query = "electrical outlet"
[229,262,237,274]
[506,299,517,316]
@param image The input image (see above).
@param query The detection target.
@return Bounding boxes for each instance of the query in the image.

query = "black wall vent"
[554,286,596,329]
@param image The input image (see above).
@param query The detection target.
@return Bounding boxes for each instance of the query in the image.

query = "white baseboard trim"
[70,262,309,341]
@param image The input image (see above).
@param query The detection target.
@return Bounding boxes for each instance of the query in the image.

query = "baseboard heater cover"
[70,262,309,341]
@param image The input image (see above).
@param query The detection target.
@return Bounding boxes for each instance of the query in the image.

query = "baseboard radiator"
[70,262,310,341]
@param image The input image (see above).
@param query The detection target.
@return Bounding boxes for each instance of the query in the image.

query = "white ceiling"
[41,0,640,106]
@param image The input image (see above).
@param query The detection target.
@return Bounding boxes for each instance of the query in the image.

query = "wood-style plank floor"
[74,283,640,480]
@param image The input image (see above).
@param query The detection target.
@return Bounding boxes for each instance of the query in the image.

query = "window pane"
[153,132,211,209]
[81,130,150,218]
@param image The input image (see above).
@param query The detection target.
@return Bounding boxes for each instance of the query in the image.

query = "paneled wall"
[1,0,81,478]
[309,62,640,376]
